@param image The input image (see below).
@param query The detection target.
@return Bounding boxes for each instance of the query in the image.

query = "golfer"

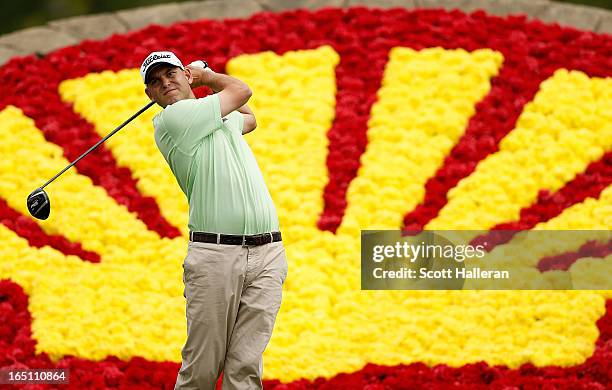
[140,51,288,390]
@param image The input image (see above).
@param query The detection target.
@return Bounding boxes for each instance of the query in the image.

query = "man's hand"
[186,61,213,90]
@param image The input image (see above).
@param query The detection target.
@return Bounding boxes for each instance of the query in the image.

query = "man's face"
[144,64,194,108]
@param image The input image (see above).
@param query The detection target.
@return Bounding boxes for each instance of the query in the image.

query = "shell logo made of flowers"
[0,6,611,389]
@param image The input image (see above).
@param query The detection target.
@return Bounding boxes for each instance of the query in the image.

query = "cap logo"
[142,53,172,69]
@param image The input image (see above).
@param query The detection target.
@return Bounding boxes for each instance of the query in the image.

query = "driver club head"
[27,187,50,220]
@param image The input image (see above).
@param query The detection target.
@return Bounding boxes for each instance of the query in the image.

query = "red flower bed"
[0,198,100,262]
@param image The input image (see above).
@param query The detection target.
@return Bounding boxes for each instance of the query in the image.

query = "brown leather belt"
[189,231,282,246]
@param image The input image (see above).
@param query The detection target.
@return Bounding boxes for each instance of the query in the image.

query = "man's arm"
[188,64,256,134]
[236,103,257,135]
[188,66,251,118]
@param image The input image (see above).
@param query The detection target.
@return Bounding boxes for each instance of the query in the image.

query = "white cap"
[140,51,184,84]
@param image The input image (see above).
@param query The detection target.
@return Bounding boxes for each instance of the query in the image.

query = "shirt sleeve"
[159,94,223,154]
[236,112,244,134]
[224,111,244,135]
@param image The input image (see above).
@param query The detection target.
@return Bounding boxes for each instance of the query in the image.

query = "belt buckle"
[268,232,273,243]
[216,233,220,245]
[242,235,247,247]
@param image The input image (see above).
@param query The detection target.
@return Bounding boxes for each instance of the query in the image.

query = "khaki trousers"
[174,240,288,390]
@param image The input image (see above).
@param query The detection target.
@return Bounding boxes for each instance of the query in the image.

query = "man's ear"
[185,67,194,85]
[144,87,153,101]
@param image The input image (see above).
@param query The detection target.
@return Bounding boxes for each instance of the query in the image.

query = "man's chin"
[163,96,187,106]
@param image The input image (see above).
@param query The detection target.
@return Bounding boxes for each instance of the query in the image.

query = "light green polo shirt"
[153,94,279,235]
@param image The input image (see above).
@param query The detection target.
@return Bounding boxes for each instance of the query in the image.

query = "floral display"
[426,70,611,231]
[0,5,610,389]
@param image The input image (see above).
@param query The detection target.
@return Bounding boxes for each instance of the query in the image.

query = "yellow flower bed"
[428,70,612,232]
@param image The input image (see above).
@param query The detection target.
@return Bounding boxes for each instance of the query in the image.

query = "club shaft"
[40,101,155,190]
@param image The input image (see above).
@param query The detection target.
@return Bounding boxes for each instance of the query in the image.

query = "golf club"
[26,101,155,220]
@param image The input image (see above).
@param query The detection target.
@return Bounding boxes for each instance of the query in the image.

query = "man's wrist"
[188,60,214,89]
[201,72,221,93]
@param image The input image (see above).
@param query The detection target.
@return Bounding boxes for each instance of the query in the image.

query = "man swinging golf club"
[141,51,287,390]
